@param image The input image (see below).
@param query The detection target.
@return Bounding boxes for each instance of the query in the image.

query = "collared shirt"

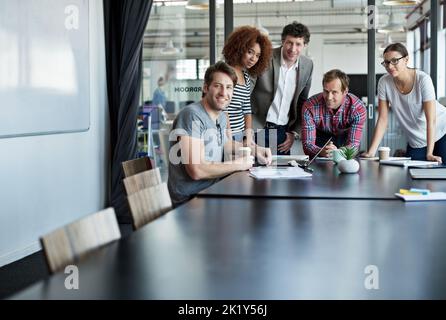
[266,48,299,126]
[301,92,367,157]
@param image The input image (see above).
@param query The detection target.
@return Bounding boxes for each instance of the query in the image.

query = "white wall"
[0,0,108,267]
[308,34,385,96]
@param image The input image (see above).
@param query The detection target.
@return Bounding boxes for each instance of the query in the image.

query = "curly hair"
[222,26,272,77]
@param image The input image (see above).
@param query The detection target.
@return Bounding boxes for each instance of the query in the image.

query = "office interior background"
[0,0,445,294]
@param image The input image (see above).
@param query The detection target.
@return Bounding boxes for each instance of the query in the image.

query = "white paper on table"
[380,160,439,167]
[249,166,312,179]
[360,156,411,161]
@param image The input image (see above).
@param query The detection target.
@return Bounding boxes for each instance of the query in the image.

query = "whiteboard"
[0,0,90,138]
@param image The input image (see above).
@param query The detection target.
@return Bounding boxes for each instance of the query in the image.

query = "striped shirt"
[226,71,252,134]
[301,92,366,157]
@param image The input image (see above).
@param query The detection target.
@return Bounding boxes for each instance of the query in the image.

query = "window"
[141,1,210,169]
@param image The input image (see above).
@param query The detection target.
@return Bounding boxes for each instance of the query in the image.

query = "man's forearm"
[185,161,244,180]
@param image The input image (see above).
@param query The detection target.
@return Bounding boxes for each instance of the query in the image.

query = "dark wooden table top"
[11,197,446,299]
[199,160,446,200]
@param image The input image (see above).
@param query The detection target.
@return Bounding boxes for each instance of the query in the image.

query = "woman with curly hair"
[222,26,272,145]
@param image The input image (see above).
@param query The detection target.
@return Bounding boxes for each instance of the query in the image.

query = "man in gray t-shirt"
[168,62,272,205]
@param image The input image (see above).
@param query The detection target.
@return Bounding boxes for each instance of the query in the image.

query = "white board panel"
[0,0,90,138]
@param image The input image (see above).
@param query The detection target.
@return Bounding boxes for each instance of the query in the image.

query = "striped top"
[226,70,252,134]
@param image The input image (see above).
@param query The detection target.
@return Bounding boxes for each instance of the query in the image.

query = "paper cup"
[378,147,391,160]
[238,147,252,158]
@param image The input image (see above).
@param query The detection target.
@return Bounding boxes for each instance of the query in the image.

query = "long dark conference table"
[199,160,446,200]
[11,159,446,299]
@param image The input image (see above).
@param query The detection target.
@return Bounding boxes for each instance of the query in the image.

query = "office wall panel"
[0,0,107,267]
[0,0,89,138]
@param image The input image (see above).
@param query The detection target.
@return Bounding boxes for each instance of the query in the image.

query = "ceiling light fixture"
[161,40,180,55]
[378,12,405,33]
[254,17,269,36]
[379,34,393,52]
[186,0,208,10]
[383,0,420,6]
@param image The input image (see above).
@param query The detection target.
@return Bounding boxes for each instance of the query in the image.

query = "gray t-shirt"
[167,102,228,205]
[378,70,446,148]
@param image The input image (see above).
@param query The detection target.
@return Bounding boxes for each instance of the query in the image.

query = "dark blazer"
[251,47,313,133]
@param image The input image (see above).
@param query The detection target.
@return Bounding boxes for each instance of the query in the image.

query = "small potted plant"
[338,146,360,173]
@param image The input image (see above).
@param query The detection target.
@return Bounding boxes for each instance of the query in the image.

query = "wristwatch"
[291,131,301,140]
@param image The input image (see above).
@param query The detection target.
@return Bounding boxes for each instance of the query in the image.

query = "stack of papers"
[395,192,446,201]
[380,159,439,167]
[410,168,446,179]
[249,167,312,179]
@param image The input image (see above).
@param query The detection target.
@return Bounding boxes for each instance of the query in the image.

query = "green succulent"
[339,146,358,160]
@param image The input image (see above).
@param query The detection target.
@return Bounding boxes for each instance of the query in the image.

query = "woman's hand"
[427,154,442,163]
[360,151,375,158]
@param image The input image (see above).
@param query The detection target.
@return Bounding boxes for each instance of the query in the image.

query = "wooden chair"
[40,207,121,273]
[127,182,172,230]
[121,156,153,178]
[123,167,162,195]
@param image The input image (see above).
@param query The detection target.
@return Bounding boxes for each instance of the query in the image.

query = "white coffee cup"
[378,147,391,160]
[238,147,252,158]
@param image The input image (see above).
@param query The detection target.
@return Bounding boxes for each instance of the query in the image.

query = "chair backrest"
[123,167,162,195]
[165,101,176,113]
[121,157,153,178]
[127,182,172,230]
[40,208,121,273]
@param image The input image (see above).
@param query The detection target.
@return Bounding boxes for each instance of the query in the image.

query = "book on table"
[410,167,446,179]
[395,192,446,201]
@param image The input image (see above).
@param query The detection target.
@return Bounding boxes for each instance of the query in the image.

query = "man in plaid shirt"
[301,69,366,158]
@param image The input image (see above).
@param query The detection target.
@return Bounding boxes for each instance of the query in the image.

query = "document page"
[249,167,312,179]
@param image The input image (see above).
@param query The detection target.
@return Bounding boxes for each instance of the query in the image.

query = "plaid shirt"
[301,92,366,157]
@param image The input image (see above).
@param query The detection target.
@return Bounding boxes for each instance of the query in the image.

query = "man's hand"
[427,154,442,164]
[319,142,337,158]
[278,132,295,153]
[255,146,273,166]
[233,155,254,171]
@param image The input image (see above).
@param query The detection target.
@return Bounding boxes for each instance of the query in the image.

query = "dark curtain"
[103,0,152,222]
[444,2,446,29]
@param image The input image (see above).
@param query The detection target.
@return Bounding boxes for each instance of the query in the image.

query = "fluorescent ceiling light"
[383,0,420,6]
[186,0,208,10]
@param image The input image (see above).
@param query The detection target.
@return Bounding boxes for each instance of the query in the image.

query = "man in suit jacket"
[251,21,313,155]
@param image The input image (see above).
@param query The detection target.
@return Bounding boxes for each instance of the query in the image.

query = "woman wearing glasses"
[362,43,446,163]
[222,26,272,146]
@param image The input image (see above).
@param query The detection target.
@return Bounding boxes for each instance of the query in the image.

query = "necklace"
[394,69,415,94]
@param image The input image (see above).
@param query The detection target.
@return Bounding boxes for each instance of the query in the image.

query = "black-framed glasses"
[381,56,406,67]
